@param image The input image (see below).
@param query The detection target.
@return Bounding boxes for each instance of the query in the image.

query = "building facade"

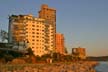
[56,33,65,55]
[8,14,51,56]
[8,4,56,56]
[72,47,86,59]
[38,4,56,52]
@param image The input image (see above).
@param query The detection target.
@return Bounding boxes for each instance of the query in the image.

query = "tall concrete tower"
[38,4,56,52]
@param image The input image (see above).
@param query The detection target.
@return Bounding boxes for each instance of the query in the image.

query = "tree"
[52,52,61,62]
[27,48,34,56]
[0,30,8,43]
[64,47,68,54]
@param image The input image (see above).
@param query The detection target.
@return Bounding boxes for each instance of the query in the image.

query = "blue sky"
[0,0,108,56]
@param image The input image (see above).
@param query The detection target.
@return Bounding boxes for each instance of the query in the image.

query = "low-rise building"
[72,47,86,59]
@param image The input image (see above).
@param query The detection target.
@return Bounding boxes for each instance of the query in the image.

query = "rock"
[11,58,26,64]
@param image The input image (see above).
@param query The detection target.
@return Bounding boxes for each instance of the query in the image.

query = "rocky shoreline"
[0,61,98,72]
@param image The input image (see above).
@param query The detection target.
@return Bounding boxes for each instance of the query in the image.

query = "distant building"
[38,4,56,52]
[56,33,65,55]
[72,47,86,59]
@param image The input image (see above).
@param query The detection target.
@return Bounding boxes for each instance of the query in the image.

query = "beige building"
[38,4,56,52]
[8,14,51,56]
[72,47,86,59]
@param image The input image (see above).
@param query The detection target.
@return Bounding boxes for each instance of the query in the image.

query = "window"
[32,32,35,34]
[32,43,34,45]
[37,25,39,27]
[32,25,35,27]
[32,36,35,37]
[36,36,39,38]
[32,47,34,48]
[37,33,39,34]
[47,16,48,18]
[32,28,35,30]
[32,21,35,23]
[32,39,35,41]
[26,35,28,37]
[42,33,44,35]
[37,29,39,31]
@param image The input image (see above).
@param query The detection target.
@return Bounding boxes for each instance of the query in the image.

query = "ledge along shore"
[0,61,98,72]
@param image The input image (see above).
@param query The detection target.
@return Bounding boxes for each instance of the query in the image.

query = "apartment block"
[8,4,56,56]
[38,4,56,52]
[8,14,51,56]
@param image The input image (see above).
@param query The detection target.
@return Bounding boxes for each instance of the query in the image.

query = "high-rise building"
[56,33,65,55]
[8,4,56,56]
[8,14,50,56]
[38,4,56,52]
[72,47,86,59]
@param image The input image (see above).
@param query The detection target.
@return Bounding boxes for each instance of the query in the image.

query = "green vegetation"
[27,48,34,56]
[0,47,73,64]
[86,56,108,61]
[0,42,89,64]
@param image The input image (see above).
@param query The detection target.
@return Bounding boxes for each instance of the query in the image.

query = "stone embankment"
[0,61,98,72]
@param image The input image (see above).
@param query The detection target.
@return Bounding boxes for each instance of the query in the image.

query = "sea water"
[95,61,108,72]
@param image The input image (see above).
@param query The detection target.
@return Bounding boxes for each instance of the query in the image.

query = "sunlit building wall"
[38,4,56,52]
[8,14,49,56]
[56,33,65,55]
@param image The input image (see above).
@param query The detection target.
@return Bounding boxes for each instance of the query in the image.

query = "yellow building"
[38,4,56,52]
[8,14,51,56]
[72,47,86,59]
